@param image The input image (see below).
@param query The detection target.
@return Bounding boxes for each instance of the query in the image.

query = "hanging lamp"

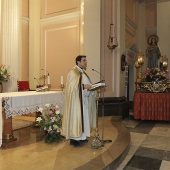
[107,0,118,51]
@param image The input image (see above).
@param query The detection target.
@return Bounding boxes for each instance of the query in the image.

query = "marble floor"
[0,116,130,170]
[1,113,170,170]
[118,113,170,170]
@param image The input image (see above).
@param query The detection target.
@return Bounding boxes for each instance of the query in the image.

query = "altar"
[133,92,170,121]
[0,91,64,147]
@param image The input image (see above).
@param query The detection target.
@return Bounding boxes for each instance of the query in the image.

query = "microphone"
[34,78,42,88]
[92,69,105,82]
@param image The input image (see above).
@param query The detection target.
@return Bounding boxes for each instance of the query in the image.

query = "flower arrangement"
[142,67,169,82]
[0,64,10,82]
[36,104,64,143]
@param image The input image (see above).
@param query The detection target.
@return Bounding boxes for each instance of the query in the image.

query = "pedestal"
[2,108,17,148]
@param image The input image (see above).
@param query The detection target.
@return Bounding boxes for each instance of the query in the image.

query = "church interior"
[0,0,170,169]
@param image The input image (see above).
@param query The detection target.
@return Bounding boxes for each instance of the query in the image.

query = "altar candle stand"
[60,84,65,91]
[60,76,64,91]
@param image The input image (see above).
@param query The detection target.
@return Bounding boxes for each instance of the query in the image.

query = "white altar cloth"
[0,91,64,147]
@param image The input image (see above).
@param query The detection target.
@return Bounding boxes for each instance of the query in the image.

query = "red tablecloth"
[133,92,170,120]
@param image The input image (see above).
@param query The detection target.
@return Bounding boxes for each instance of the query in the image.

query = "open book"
[89,80,106,91]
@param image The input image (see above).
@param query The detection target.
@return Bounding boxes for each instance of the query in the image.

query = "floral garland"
[0,64,10,82]
[36,104,64,143]
[142,67,169,82]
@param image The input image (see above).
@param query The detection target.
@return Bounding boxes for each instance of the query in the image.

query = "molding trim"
[22,17,29,24]
[41,11,80,25]
[125,16,137,30]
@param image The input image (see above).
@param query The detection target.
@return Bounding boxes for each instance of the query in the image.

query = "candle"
[47,74,51,84]
[61,75,64,85]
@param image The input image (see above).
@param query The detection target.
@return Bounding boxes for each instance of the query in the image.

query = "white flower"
[45,104,50,107]
[56,110,60,114]
[38,108,43,113]
[56,105,59,109]
[36,117,42,122]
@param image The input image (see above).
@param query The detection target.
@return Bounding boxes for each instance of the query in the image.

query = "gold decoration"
[141,81,170,93]
[135,51,144,89]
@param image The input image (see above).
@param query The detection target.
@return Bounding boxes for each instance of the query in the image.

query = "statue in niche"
[146,35,161,68]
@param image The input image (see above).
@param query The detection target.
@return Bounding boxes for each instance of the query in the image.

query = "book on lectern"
[89,80,106,91]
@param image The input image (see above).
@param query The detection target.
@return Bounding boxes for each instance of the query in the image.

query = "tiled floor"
[1,116,129,170]
[118,114,170,170]
[2,113,170,170]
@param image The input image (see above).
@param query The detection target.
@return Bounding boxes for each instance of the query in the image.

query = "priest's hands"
[83,84,92,90]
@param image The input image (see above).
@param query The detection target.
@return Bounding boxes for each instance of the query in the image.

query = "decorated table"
[0,91,64,147]
[133,92,170,121]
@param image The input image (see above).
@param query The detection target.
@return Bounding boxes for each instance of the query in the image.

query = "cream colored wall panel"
[22,0,29,17]
[146,2,156,28]
[41,21,80,90]
[125,0,136,23]
[41,0,80,18]
[22,21,29,80]
[157,1,170,71]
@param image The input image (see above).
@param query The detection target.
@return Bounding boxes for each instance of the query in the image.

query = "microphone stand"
[100,85,112,146]
[92,69,112,148]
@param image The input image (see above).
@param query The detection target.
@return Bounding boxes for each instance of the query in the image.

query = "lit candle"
[47,74,51,84]
[61,75,64,85]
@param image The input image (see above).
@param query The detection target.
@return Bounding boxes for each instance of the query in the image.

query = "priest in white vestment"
[62,55,96,147]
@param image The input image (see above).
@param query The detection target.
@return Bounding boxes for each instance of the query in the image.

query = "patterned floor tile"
[162,151,170,161]
[128,121,156,134]
[118,115,170,170]
[126,155,162,170]
[141,134,169,150]
[149,126,170,137]
[130,132,147,146]
[159,160,170,170]
[123,166,143,170]
[134,146,165,160]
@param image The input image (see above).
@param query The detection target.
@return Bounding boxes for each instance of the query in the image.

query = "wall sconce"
[107,0,118,52]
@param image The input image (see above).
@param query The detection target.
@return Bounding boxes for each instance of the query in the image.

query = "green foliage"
[0,64,10,82]
[36,104,64,143]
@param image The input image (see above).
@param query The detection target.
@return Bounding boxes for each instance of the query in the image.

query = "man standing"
[62,55,96,147]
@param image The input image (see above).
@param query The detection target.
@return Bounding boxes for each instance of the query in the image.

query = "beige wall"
[22,0,29,17]
[157,1,170,70]
[41,20,80,90]
[20,0,170,98]
[40,0,80,90]
[41,0,80,18]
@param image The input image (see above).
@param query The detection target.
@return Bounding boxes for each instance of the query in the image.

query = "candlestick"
[60,84,65,91]
[47,74,51,84]
[61,75,64,85]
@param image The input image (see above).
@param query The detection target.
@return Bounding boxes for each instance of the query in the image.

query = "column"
[1,0,22,92]
[0,0,21,147]
[29,0,41,90]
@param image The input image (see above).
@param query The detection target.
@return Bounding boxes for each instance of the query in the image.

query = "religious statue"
[146,35,161,68]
